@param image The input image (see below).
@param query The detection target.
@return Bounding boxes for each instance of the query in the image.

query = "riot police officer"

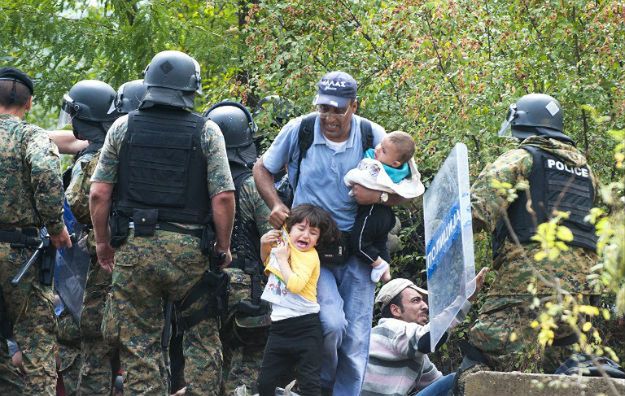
[57,79,122,395]
[89,51,235,395]
[206,102,272,395]
[114,79,147,114]
[454,94,600,393]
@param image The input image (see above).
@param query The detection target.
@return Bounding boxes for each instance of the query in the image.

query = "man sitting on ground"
[362,270,487,396]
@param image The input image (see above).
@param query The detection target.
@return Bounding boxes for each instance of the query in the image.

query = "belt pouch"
[133,209,158,236]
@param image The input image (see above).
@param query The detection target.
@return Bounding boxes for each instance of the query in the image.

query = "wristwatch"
[379,192,389,203]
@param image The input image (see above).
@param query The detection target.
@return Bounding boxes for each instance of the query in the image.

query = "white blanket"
[344,157,425,199]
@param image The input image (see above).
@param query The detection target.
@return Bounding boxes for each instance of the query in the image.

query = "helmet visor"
[58,94,76,128]
[497,103,517,138]
[192,58,202,94]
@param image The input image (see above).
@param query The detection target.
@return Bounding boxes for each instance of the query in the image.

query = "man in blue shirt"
[253,71,409,395]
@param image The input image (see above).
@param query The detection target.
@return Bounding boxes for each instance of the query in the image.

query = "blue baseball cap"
[312,71,357,108]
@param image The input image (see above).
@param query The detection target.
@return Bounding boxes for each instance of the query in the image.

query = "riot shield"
[424,143,475,352]
[55,235,90,324]
[54,199,90,323]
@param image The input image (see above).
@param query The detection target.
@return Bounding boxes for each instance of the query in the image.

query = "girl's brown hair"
[286,204,340,249]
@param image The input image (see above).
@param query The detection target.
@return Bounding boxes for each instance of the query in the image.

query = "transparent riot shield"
[55,235,90,324]
[54,199,90,323]
[424,143,475,352]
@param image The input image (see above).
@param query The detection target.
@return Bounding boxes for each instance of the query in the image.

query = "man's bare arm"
[89,182,114,272]
[211,190,235,267]
[48,131,88,154]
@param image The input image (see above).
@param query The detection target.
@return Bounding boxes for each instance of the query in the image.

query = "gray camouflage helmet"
[143,50,201,93]
[115,79,147,113]
[204,101,258,167]
[498,93,572,143]
[59,80,119,126]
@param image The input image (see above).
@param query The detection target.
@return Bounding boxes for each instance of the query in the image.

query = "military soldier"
[89,51,235,395]
[0,67,72,395]
[205,102,272,395]
[58,79,122,395]
[455,94,600,392]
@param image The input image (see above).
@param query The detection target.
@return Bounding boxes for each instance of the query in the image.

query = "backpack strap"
[360,119,374,152]
[293,115,375,194]
[293,113,317,191]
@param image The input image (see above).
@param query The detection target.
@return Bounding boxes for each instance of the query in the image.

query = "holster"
[174,270,230,335]
[38,245,56,286]
[200,223,216,256]
[109,210,130,248]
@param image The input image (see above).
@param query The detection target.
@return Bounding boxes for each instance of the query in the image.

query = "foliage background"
[2,0,623,366]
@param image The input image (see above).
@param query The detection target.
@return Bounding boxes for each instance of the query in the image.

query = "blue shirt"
[262,112,386,231]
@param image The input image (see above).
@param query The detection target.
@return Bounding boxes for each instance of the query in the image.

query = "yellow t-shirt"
[264,234,320,303]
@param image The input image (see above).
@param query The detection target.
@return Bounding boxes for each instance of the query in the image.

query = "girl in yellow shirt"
[258,204,339,396]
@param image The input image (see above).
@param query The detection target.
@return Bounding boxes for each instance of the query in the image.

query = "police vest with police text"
[493,145,597,256]
[115,107,211,224]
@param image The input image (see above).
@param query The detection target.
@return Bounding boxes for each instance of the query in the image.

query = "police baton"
[11,238,48,285]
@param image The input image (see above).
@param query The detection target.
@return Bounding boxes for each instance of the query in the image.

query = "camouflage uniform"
[66,151,115,395]
[221,176,272,395]
[0,114,65,395]
[92,115,234,395]
[57,307,81,396]
[465,136,599,375]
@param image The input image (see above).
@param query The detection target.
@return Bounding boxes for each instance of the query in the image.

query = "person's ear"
[391,159,402,167]
[390,303,402,317]
[25,96,33,111]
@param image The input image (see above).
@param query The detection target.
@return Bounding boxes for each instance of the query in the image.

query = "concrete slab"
[464,371,625,396]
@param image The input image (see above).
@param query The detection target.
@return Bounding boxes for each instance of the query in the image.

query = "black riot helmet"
[498,93,573,144]
[204,102,258,167]
[141,50,201,109]
[59,80,119,126]
[115,79,147,114]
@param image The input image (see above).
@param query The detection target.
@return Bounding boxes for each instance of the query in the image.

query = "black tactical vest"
[114,107,210,224]
[493,145,597,256]
[230,163,261,269]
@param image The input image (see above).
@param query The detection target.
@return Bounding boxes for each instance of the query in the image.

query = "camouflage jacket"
[0,114,65,235]
[66,151,99,225]
[233,175,272,261]
[471,136,599,296]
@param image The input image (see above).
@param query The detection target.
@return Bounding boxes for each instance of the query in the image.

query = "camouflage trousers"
[77,256,114,395]
[101,230,220,396]
[0,244,57,396]
[455,295,578,394]
[57,344,81,396]
[57,308,81,396]
[222,342,264,395]
[171,318,223,396]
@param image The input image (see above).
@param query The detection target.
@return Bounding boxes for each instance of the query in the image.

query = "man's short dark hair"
[286,204,340,250]
[380,293,404,318]
[0,80,31,108]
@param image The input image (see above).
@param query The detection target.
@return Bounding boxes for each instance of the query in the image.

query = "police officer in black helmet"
[115,79,147,114]
[497,93,572,143]
[89,50,235,394]
[454,93,601,394]
[206,102,272,394]
[53,79,122,395]
[58,80,121,184]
